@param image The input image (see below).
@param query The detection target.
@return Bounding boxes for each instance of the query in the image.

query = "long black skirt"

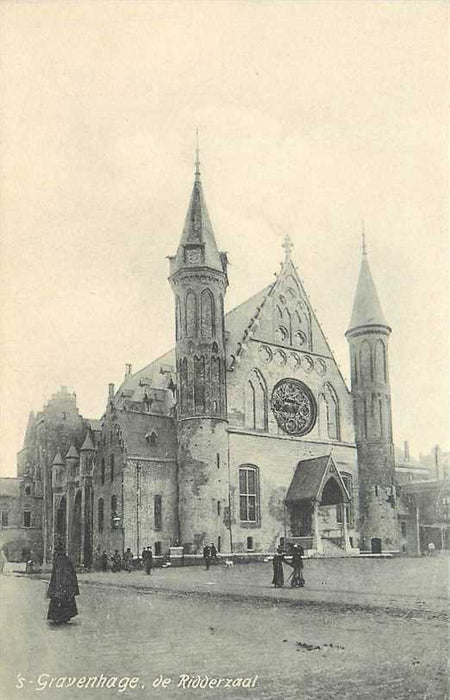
[47,596,78,622]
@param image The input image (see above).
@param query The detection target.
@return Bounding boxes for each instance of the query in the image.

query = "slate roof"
[348,254,388,331]
[116,410,177,460]
[285,455,331,502]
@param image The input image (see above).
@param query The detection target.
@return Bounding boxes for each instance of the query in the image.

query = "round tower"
[346,233,399,553]
[168,151,230,553]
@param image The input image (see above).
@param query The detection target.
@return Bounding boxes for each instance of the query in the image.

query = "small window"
[25,486,31,496]
[401,521,407,537]
[111,495,118,529]
[246,536,254,551]
[98,498,104,533]
[216,453,220,469]
[374,485,379,497]
[23,511,31,528]
[1,511,8,527]
[146,431,157,446]
[154,495,162,531]
[101,458,105,486]
[217,536,221,553]
[217,501,221,516]
[154,541,161,556]
[110,454,115,482]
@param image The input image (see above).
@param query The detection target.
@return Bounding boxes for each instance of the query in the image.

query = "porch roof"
[285,455,330,502]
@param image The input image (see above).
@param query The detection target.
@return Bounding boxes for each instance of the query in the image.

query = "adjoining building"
[3,161,448,564]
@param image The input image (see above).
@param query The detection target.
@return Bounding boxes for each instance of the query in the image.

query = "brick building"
[7,160,446,564]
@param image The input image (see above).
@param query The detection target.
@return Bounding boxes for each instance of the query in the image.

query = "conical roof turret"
[169,154,226,277]
[347,236,389,333]
[66,444,79,459]
[52,449,64,467]
[80,432,94,452]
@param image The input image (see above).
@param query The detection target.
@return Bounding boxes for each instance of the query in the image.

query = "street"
[0,557,447,700]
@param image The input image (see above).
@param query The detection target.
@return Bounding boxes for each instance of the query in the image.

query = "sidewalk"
[31,556,448,620]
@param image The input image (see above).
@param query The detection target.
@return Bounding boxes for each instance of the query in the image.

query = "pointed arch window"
[185,290,197,338]
[360,340,372,382]
[336,472,353,527]
[318,393,328,438]
[179,357,188,413]
[245,369,268,431]
[211,355,221,414]
[374,339,387,382]
[326,385,339,440]
[193,355,205,412]
[175,296,182,341]
[98,498,104,533]
[200,289,215,338]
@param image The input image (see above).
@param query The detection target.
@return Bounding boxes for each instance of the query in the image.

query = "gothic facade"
[6,162,448,565]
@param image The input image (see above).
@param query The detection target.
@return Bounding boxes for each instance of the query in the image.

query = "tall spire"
[195,128,201,182]
[347,228,389,332]
[169,143,225,276]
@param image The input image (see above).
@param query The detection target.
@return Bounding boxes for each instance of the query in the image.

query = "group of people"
[92,545,154,573]
[202,542,218,570]
[272,544,305,588]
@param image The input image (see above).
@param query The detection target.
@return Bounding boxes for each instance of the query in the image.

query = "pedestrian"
[144,546,153,575]
[288,544,305,587]
[210,543,218,563]
[47,542,79,624]
[93,545,102,572]
[427,542,436,556]
[0,549,7,575]
[123,547,133,573]
[203,544,211,570]
[101,550,108,572]
[111,550,122,572]
[272,546,285,588]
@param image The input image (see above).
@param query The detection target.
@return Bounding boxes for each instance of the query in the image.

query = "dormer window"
[145,431,157,446]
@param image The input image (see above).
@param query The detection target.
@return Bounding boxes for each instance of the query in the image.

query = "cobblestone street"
[1,557,447,699]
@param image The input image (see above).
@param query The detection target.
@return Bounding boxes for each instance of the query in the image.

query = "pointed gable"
[348,254,388,331]
[286,455,350,502]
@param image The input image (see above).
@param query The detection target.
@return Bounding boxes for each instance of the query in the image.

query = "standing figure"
[101,551,108,572]
[93,545,102,572]
[203,544,211,571]
[123,548,133,573]
[289,544,305,587]
[0,549,7,575]
[210,543,218,563]
[145,546,153,575]
[111,550,122,572]
[47,545,79,624]
[272,546,285,588]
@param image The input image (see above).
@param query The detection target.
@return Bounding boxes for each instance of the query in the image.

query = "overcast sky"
[0,1,448,476]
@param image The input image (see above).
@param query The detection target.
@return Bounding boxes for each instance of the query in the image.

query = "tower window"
[216,453,220,469]
[23,511,31,528]
[217,501,221,516]
[239,466,260,523]
[111,495,118,529]
[1,511,8,527]
[146,431,157,446]
[110,454,115,482]
[154,495,162,531]
[25,485,31,496]
[401,521,407,537]
[101,458,105,486]
[98,498,104,533]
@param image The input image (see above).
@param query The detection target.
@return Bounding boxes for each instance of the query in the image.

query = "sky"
[0,0,448,476]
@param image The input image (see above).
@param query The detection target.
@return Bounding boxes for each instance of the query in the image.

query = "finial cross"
[282,234,294,261]
[361,219,367,256]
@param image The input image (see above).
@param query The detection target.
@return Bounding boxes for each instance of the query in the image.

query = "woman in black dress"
[47,545,79,624]
[272,546,286,588]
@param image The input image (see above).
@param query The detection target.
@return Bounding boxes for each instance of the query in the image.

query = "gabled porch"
[284,455,359,557]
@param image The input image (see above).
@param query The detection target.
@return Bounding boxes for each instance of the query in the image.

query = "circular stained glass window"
[271,378,317,436]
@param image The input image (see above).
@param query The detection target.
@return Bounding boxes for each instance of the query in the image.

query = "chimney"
[108,383,115,399]
[125,363,132,378]
[434,445,441,480]
[404,441,410,463]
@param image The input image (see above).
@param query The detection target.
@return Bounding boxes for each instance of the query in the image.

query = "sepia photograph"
[0,1,448,698]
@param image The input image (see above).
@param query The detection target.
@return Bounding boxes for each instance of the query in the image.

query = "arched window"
[193,355,205,412]
[98,498,104,533]
[244,369,267,431]
[179,357,188,413]
[111,495,118,529]
[351,347,358,385]
[374,339,387,382]
[200,289,215,338]
[211,356,220,414]
[239,465,260,523]
[378,395,384,437]
[146,431,157,446]
[185,290,197,338]
[175,296,182,340]
[360,340,372,382]
[325,384,339,440]
[318,393,328,438]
